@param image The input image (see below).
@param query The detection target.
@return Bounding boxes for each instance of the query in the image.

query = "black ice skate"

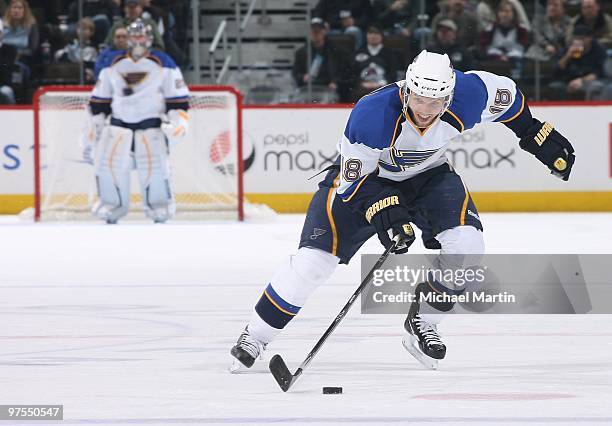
[229,327,267,373]
[402,284,446,370]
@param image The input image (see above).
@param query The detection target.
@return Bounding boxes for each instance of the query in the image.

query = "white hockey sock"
[248,247,339,344]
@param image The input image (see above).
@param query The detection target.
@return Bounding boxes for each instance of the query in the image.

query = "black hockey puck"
[322,386,343,394]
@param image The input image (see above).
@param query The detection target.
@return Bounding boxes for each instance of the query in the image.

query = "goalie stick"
[269,236,402,392]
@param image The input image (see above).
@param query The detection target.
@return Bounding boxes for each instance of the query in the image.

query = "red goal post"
[32,85,244,221]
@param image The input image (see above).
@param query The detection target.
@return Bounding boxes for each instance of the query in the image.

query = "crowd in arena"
[0,0,611,105]
[295,0,612,102]
[0,0,188,104]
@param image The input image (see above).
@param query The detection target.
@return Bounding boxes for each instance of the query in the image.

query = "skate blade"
[228,354,268,374]
[229,357,245,374]
[402,334,439,370]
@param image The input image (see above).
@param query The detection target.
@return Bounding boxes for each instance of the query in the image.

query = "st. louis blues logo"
[379,148,440,172]
[121,72,148,86]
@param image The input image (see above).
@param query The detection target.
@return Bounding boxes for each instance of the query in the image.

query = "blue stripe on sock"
[265,284,301,315]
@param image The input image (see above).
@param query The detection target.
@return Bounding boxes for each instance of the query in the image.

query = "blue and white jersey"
[91,50,189,123]
[337,70,524,202]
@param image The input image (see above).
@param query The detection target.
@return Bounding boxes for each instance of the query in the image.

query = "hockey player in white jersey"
[230,51,575,371]
[81,19,190,224]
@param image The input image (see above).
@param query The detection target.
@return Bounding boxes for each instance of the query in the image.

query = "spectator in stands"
[527,0,572,61]
[567,0,612,46]
[312,0,373,49]
[105,0,164,50]
[480,0,529,78]
[0,17,16,104]
[549,25,606,99]
[427,18,475,71]
[94,25,126,78]
[54,17,98,83]
[1,0,38,63]
[471,0,495,31]
[292,17,351,103]
[141,0,164,35]
[153,0,188,52]
[0,16,28,103]
[595,59,612,100]
[348,25,398,101]
[141,0,184,65]
[67,0,121,45]
[431,0,480,53]
[372,0,414,36]
[471,0,531,32]
[111,25,128,50]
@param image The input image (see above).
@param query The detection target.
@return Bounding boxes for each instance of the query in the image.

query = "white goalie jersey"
[91,49,190,123]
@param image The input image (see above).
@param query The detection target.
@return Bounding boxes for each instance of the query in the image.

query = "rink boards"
[0,102,611,213]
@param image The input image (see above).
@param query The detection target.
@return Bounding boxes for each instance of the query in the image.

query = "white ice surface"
[1,213,612,425]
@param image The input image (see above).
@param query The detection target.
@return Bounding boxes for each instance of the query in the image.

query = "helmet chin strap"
[401,82,410,118]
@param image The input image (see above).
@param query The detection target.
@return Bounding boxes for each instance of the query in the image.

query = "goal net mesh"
[32,88,246,221]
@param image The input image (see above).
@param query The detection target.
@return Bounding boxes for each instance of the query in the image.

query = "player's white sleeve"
[161,67,190,144]
[91,68,113,100]
[162,67,190,100]
[336,135,383,202]
[467,70,525,125]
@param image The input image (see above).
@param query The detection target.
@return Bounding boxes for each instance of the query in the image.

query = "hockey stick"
[269,236,402,392]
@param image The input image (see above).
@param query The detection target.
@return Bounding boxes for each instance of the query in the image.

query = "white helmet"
[403,50,455,116]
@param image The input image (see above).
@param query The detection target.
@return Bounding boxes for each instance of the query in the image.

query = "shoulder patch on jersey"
[147,50,177,69]
[440,110,463,133]
[447,71,488,132]
[345,84,404,150]
[109,50,128,67]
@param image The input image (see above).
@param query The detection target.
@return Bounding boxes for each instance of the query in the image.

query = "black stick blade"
[269,354,294,392]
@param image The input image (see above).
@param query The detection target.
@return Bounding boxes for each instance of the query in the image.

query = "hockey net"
[30,85,250,221]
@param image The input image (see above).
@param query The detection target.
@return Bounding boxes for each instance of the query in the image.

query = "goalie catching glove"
[519,120,575,181]
[161,109,189,146]
[365,190,415,254]
[80,111,107,165]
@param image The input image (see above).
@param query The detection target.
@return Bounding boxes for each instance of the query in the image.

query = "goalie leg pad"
[249,247,339,343]
[92,125,133,222]
[134,128,176,223]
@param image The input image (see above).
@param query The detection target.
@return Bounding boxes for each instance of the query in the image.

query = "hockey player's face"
[128,32,150,60]
[407,94,446,127]
[130,34,147,46]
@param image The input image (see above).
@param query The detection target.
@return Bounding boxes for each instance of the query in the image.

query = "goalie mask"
[402,50,455,120]
[127,19,153,60]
